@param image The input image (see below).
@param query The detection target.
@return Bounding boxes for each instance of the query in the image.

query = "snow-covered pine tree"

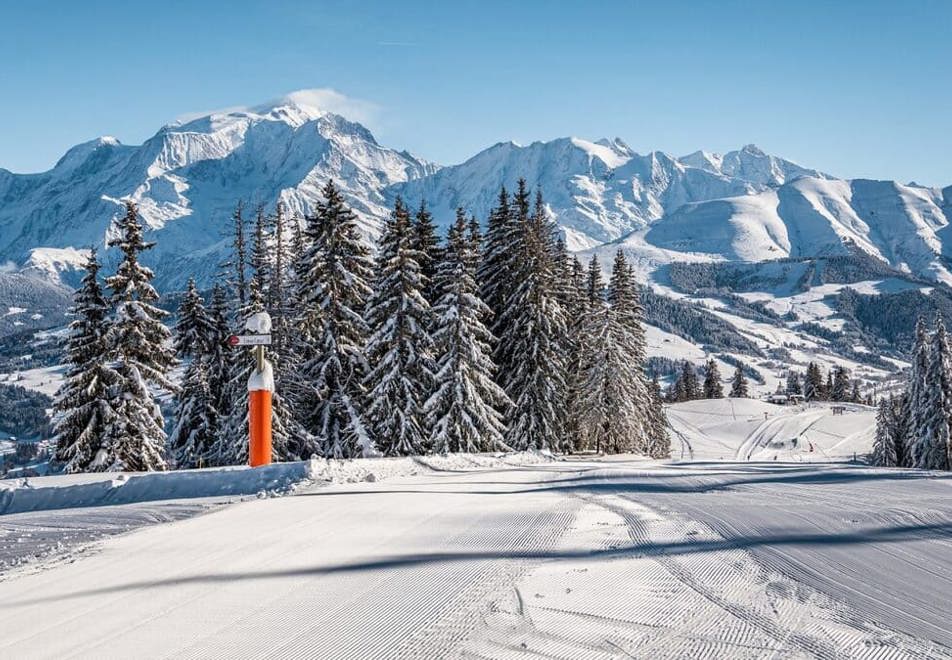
[906,317,930,466]
[850,380,861,403]
[364,197,435,456]
[561,255,588,453]
[52,248,122,473]
[804,362,823,401]
[872,398,898,467]
[646,374,671,459]
[230,201,248,308]
[575,251,657,456]
[479,186,519,355]
[412,200,442,304]
[678,361,700,401]
[915,318,952,470]
[729,364,749,398]
[426,211,511,453]
[300,180,375,458]
[575,298,641,453]
[102,201,177,471]
[170,278,219,468]
[785,371,802,395]
[497,185,568,451]
[703,359,724,399]
[831,366,850,402]
[467,214,482,258]
[889,392,912,467]
[205,284,231,422]
[606,250,654,452]
[173,278,214,358]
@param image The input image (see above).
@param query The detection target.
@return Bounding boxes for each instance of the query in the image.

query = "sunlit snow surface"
[1,404,951,658]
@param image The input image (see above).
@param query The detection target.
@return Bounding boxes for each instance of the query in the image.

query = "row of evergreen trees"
[665,359,750,402]
[784,363,865,403]
[873,317,952,470]
[54,180,669,471]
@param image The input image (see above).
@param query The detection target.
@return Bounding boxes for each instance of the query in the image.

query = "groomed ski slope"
[1,402,950,659]
[667,398,876,462]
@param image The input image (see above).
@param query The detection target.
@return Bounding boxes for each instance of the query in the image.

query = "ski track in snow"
[0,404,950,658]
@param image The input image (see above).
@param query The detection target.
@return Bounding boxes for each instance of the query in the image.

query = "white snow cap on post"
[245,311,272,334]
[247,358,275,392]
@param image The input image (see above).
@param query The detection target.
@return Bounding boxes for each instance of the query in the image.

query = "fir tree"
[230,201,248,307]
[205,284,231,421]
[575,298,643,453]
[364,197,435,456]
[497,185,568,451]
[677,361,700,401]
[300,180,375,458]
[729,364,749,398]
[102,201,176,471]
[52,248,121,473]
[785,371,802,395]
[479,186,519,354]
[645,375,671,458]
[426,213,511,453]
[831,366,850,402]
[872,398,898,467]
[173,279,214,359]
[412,200,442,304]
[890,392,912,467]
[703,359,723,399]
[915,319,952,470]
[906,317,930,466]
[170,278,218,468]
[804,362,824,401]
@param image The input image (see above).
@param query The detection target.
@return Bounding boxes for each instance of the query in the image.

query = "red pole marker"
[249,389,272,467]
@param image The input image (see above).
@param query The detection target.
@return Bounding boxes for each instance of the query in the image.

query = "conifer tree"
[785,371,802,395]
[412,200,441,304]
[915,319,952,470]
[678,361,700,401]
[426,213,511,453]
[906,317,930,465]
[102,201,176,471]
[831,365,850,402]
[497,185,568,450]
[300,180,375,458]
[804,362,824,401]
[575,298,642,453]
[364,197,435,455]
[645,374,671,458]
[730,364,749,398]
[170,279,219,467]
[890,392,912,467]
[479,186,519,354]
[53,248,121,473]
[230,201,248,307]
[205,284,231,421]
[703,359,724,399]
[873,398,898,467]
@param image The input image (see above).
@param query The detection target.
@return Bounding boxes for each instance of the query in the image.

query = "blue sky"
[1,0,949,185]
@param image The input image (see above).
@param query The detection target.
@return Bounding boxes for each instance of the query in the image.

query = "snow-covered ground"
[1,410,951,658]
[667,398,876,462]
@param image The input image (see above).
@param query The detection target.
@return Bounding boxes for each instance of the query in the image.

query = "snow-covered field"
[1,408,950,659]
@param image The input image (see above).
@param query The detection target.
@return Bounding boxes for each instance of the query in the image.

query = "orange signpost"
[234,311,274,468]
[249,388,272,467]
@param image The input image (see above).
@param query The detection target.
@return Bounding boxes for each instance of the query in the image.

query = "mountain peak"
[740,143,766,157]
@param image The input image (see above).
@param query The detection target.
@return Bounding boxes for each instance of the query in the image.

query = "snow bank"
[0,451,556,516]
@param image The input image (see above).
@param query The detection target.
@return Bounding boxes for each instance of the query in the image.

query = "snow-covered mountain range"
[2,93,951,389]
[1,94,949,293]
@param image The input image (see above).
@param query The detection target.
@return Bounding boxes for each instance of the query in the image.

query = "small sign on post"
[228,334,272,347]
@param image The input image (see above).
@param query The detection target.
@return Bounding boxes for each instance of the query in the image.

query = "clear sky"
[1,0,949,185]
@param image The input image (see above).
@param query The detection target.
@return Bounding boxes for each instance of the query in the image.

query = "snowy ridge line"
[0,451,557,516]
